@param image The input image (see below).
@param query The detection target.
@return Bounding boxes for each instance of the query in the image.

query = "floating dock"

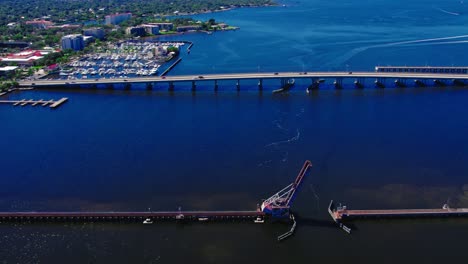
[328,200,468,233]
[0,97,68,109]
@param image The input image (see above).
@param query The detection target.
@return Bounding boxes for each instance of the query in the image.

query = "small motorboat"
[143,218,153,224]
[254,217,265,224]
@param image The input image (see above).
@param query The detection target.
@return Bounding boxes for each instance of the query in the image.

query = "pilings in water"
[236,80,240,91]
[395,79,406,88]
[258,79,263,90]
[414,79,426,87]
[375,78,385,88]
[146,83,153,90]
[354,78,365,89]
[191,81,197,91]
[434,79,446,87]
[453,79,466,87]
[214,80,219,91]
[168,82,175,91]
[334,78,343,89]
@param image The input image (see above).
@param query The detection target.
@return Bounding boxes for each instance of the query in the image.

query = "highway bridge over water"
[19,69,468,92]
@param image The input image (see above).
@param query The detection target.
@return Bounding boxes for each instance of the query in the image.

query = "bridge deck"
[18,71,468,88]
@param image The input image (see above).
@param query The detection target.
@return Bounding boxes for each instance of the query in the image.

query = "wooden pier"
[0,210,265,222]
[0,97,68,109]
[328,200,468,233]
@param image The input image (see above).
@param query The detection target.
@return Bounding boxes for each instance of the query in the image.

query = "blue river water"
[2,0,468,262]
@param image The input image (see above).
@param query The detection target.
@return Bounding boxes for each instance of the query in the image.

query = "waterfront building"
[61,34,85,51]
[148,22,174,31]
[105,13,132,25]
[0,50,54,66]
[125,27,146,37]
[0,66,18,77]
[176,25,202,32]
[142,25,160,35]
[83,28,105,40]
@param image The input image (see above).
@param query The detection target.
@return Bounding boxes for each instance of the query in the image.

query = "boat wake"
[265,129,300,148]
[257,159,273,167]
[310,184,321,212]
[327,34,468,66]
[435,7,460,16]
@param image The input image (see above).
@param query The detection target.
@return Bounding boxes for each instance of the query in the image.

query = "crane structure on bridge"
[261,160,312,218]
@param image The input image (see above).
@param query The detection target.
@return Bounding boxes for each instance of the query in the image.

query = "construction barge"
[328,200,468,233]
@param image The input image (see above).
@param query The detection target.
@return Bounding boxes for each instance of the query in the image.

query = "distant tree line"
[0,0,274,25]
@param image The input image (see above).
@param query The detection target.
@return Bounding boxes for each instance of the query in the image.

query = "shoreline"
[158,3,277,17]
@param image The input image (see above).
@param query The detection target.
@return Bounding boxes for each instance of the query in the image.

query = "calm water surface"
[2,0,468,263]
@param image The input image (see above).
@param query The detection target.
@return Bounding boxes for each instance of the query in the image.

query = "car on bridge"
[198,76,204,79]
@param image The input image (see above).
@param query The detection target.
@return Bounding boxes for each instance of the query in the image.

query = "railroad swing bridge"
[0,161,313,241]
[18,66,468,92]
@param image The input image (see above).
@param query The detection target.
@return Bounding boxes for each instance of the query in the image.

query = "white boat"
[198,217,209,221]
[143,218,153,224]
[254,217,265,224]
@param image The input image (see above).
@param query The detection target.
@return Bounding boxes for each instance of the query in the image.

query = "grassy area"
[159,31,178,35]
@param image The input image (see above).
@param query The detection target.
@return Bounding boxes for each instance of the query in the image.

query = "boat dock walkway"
[0,97,68,108]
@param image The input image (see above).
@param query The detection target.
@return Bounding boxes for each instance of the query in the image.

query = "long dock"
[0,210,265,222]
[0,160,313,242]
[160,57,182,77]
[328,200,468,233]
[0,97,68,108]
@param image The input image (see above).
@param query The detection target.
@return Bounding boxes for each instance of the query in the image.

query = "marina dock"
[0,97,68,109]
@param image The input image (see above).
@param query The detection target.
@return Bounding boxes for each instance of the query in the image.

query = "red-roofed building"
[25,20,54,29]
[0,49,57,66]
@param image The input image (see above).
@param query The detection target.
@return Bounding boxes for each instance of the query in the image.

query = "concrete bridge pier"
[258,79,263,90]
[124,83,131,90]
[106,84,114,90]
[395,79,406,88]
[334,78,343,89]
[414,79,426,87]
[236,80,240,91]
[146,83,153,90]
[90,84,98,90]
[280,78,289,88]
[307,78,320,92]
[192,81,197,91]
[434,79,446,87]
[354,78,365,89]
[214,80,218,91]
[168,82,175,91]
[453,79,466,87]
[375,78,385,88]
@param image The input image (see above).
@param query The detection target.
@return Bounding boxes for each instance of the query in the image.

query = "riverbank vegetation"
[0,0,274,25]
